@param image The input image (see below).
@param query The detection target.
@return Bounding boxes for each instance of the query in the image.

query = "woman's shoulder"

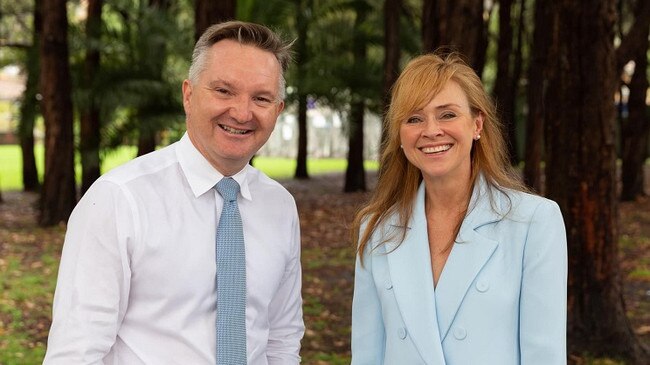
[495,187,562,221]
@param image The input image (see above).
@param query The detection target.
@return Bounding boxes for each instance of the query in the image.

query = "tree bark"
[194,0,236,41]
[422,0,486,72]
[381,0,401,148]
[545,0,649,362]
[620,27,649,201]
[80,0,103,195]
[39,0,77,226]
[294,0,311,179]
[615,0,650,73]
[19,0,43,192]
[493,0,517,164]
[509,0,525,164]
[344,3,368,193]
[136,0,171,157]
[523,0,551,192]
[345,100,366,192]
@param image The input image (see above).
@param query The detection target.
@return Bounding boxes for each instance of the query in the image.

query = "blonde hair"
[352,52,528,262]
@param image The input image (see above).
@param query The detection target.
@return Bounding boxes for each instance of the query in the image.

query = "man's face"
[182,39,285,176]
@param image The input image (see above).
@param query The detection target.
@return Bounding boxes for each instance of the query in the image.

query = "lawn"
[0,144,378,191]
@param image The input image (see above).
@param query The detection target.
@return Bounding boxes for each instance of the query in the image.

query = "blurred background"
[0,0,649,364]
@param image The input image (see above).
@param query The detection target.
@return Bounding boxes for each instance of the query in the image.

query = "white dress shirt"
[43,133,304,365]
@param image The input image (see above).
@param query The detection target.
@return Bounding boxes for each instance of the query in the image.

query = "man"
[44,21,304,364]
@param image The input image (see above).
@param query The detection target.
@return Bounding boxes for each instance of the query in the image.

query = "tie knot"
[215,177,240,202]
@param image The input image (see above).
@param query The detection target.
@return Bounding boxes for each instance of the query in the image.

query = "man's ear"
[182,80,192,115]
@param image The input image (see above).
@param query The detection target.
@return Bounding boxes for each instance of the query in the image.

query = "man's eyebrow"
[206,79,234,89]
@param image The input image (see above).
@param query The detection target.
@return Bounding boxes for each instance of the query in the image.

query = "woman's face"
[399,80,483,185]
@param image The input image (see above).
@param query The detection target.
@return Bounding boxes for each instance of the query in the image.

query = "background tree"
[523,0,551,192]
[421,0,489,74]
[18,0,42,192]
[620,40,649,201]
[381,0,401,147]
[194,0,236,41]
[39,0,76,225]
[620,0,650,201]
[544,0,649,362]
[492,0,517,164]
[79,0,103,195]
[293,0,313,179]
[344,0,371,192]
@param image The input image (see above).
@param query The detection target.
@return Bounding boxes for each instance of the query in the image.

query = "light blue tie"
[215,177,247,364]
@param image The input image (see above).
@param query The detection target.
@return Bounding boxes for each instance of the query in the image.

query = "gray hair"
[188,21,294,100]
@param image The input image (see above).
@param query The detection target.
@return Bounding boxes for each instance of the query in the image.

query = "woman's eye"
[440,112,456,120]
[406,116,421,124]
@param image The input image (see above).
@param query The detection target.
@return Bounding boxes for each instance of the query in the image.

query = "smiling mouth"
[219,124,251,135]
[421,144,452,154]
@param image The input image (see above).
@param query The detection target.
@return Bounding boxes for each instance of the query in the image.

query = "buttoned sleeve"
[43,180,135,364]
[519,199,568,364]
[351,223,386,365]
[266,199,305,364]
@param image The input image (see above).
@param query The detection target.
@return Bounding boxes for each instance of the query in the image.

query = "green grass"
[0,144,378,191]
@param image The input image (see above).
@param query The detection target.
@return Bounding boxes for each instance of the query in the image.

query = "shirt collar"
[176,132,253,201]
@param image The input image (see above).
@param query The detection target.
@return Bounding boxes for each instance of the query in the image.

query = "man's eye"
[254,96,274,104]
[214,88,231,95]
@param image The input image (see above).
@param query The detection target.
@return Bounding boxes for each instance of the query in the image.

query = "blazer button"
[398,327,407,339]
[476,280,489,293]
[385,281,393,290]
[453,327,467,340]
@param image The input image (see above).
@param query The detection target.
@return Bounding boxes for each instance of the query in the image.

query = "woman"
[350,53,567,365]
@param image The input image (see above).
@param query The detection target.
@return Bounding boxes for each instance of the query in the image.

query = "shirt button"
[398,327,407,339]
[476,280,489,292]
[453,327,467,340]
[385,281,393,290]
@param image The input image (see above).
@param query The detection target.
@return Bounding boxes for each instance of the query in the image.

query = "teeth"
[220,124,249,135]
[421,144,451,154]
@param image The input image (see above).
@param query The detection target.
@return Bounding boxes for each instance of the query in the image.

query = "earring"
[400,145,404,149]
[474,135,481,141]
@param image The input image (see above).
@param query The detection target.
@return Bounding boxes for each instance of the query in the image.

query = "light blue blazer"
[351,179,567,365]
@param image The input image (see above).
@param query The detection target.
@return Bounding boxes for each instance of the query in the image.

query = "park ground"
[0,171,649,364]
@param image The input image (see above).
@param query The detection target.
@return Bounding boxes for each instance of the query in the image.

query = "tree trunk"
[194,0,236,41]
[135,0,170,158]
[19,0,43,192]
[80,0,103,195]
[509,0,525,164]
[620,29,649,201]
[381,0,401,148]
[39,0,77,226]
[345,100,366,192]
[493,0,516,164]
[294,0,310,179]
[344,4,368,193]
[545,0,649,362]
[422,0,486,72]
[523,0,551,192]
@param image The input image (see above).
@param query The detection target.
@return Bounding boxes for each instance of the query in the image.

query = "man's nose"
[229,95,253,122]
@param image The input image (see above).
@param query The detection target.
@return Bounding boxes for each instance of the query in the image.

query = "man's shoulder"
[247,167,295,203]
[99,143,180,187]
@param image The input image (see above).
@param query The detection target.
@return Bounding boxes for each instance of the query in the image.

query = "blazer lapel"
[386,184,447,364]
[434,177,504,341]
